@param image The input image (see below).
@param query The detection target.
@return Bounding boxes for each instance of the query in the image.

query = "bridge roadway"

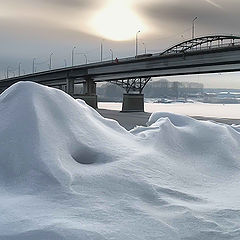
[1,35,240,111]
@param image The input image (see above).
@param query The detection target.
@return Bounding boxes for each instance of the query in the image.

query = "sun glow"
[89,0,145,41]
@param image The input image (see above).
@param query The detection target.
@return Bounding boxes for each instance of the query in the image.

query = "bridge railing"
[162,42,240,55]
[160,35,240,55]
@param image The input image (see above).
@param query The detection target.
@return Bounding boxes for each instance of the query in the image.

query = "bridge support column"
[83,78,96,95]
[122,93,144,112]
[66,77,74,96]
[78,78,98,109]
[0,88,5,94]
[59,85,65,91]
[78,95,98,109]
[110,77,150,112]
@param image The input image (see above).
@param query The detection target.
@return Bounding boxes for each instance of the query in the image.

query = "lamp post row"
[5,38,143,78]
[5,29,143,78]
[4,19,199,79]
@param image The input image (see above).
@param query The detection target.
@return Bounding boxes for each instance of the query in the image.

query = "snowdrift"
[0,82,240,240]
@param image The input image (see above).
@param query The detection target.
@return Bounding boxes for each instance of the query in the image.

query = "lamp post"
[110,49,113,62]
[64,59,67,67]
[192,17,198,39]
[72,46,76,66]
[32,58,36,73]
[6,66,10,79]
[100,42,103,62]
[49,52,53,70]
[135,30,140,57]
[142,42,147,54]
[18,63,21,76]
[84,54,88,64]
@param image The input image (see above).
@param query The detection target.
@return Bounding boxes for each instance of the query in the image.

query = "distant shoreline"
[97,108,240,130]
[98,101,240,123]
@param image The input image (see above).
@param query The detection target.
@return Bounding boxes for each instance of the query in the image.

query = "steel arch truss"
[110,77,151,93]
[161,35,240,55]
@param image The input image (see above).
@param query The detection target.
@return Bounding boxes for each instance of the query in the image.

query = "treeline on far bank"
[74,78,204,101]
[98,79,204,101]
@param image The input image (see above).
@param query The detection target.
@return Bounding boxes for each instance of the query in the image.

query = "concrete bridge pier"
[66,77,75,96]
[0,88,5,94]
[122,93,144,112]
[65,76,97,108]
[110,78,150,112]
[79,78,98,109]
[58,85,65,91]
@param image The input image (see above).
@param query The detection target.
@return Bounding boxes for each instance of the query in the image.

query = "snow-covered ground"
[0,82,240,240]
[99,102,240,119]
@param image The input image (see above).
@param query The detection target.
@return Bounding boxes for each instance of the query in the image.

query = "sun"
[89,0,145,41]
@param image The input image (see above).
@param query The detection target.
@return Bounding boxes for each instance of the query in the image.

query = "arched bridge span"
[161,35,240,55]
[111,35,240,95]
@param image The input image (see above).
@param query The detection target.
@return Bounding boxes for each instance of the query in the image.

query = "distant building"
[78,79,204,101]
[143,79,204,99]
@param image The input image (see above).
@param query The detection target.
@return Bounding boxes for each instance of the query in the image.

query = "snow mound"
[0,82,137,189]
[0,82,240,240]
[232,124,240,133]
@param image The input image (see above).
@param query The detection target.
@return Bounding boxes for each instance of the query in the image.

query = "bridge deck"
[1,35,240,94]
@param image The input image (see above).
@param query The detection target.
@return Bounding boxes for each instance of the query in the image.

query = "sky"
[1,0,240,88]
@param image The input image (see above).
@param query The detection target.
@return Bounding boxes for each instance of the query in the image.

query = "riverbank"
[98,104,240,130]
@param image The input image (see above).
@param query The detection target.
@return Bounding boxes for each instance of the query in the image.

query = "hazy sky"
[1,0,240,88]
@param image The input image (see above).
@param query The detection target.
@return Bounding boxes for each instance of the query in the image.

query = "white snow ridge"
[0,81,240,240]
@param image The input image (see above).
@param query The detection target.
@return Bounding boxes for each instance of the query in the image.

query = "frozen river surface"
[99,102,240,119]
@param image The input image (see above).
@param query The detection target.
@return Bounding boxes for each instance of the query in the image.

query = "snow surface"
[0,82,240,240]
[98,102,240,119]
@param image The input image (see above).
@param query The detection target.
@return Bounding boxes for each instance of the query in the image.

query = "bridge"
[1,35,240,111]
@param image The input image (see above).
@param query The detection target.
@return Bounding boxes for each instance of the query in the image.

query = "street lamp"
[18,63,21,76]
[49,52,53,70]
[192,17,198,39]
[32,58,36,73]
[100,41,103,62]
[110,49,113,62]
[64,59,67,67]
[135,30,141,57]
[72,46,76,66]
[6,66,10,78]
[84,54,88,64]
[142,42,147,54]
